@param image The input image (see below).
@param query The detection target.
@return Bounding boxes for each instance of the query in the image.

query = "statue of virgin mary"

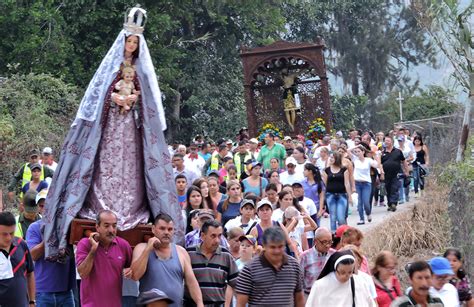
[43,6,183,260]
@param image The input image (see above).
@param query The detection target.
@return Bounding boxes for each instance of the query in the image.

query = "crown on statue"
[123,5,147,35]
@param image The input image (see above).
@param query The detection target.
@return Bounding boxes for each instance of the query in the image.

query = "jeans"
[326,193,348,232]
[385,176,400,206]
[412,165,424,193]
[355,181,372,222]
[37,290,75,307]
[398,175,410,203]
[122,296,137,307]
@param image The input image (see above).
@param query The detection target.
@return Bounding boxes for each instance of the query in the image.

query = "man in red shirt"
[76,210,132,307]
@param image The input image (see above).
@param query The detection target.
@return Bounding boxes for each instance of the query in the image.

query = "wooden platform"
[69,218,153,248]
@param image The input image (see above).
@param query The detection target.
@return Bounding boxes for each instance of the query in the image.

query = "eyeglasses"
[316,239,333,246]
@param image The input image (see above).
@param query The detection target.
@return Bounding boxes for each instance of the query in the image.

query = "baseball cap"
[284,136,292,141]
[249,138,258,144]
[291,182,303,188]
[397,135,405,142]
[335,225,351,238]
[30,149,40,158]
[23,190,39,213]
[226,139,233,145]
[257,199,273,210]
[244,159,255,165]
[42,147,53,155]
[336,131,343,137]
[430,257,454,275]
[239,235,257,247]
[197,210,215,221]
[305,140,314,147]
[136,289,173,306]
[240,199,255,209]
[249,161,262,170]
[29,163,42,172]
[36,189,48,204]
[285,156,297,166]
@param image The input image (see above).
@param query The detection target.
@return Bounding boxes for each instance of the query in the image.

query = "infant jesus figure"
[115,65,139,114]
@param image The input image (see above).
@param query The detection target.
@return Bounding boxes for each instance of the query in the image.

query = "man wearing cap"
[224,199,258,235]
[292,182,317,246]
[185,220,239,307]
[35,189,48,215]
[236,227,305,307]
[299,227,335,296]
[40,147,58,171]
[26,196,77,307]
[280,156,304,185]
[14,190,41,239]
[184,210,229,249]
[247,138,260,159]
[429,257,459,306]
[392,260,444,307]
[184,142,206,173]
[284,136,295,156]
[257,132,286,171]
[233,141,253,179]
[131,213,204,307]
[7,149,54,202]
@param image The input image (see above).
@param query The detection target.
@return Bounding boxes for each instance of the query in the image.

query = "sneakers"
[357,221,365,225]
[388,204,397,212]
[368,215,372,222]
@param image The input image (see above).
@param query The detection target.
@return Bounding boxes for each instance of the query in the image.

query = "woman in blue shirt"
[301,163,325,226]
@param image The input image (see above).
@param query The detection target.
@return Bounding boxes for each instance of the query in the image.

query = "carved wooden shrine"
[240,39,331,136]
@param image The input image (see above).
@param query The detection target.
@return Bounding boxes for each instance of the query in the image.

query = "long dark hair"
[124,35,140,60]
[304,163,323,194]
[413,135,424,146]
[443,248,466,279]
[185,186,204,233]
[277,190,303,212]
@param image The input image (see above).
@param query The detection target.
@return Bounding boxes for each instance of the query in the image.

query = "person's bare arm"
[423,145,430,166]
[294,291,305,307]
[402,160,409,176]
[302,215,317,232]
[30,241,45,261]
[131,238,159,281]
[77,233,99,279]
[224,286,233,307]
[236,293,249,307]
[317,190,325,217]
[178,247,204,307]
[27,272,35,304]
[343,170,353,206]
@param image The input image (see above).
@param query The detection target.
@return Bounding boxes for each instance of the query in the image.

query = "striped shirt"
[300,247,336,293]
[236,253,303,306]
[186,244,239,305]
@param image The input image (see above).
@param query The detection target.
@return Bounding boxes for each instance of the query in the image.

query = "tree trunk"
[167,90,181,143]
[456,72,473,162]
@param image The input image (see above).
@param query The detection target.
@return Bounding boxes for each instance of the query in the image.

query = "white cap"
[36,189,48,204]
[42,147,53,154]
[285,156,297,166]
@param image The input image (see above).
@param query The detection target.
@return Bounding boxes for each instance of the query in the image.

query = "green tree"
[331,95,369,133]
[0,74,80,188]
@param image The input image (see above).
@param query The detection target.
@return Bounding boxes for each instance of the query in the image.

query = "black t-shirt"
[381,148,405,178]
[0,237,34,307]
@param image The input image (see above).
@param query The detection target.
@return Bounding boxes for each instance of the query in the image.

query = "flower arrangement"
[257,123,284,143]
[305,118,326,142]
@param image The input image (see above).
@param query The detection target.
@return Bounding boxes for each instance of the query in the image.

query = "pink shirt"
[76,237,132,307]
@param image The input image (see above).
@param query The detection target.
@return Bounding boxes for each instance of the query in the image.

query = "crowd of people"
[1,126,472,307]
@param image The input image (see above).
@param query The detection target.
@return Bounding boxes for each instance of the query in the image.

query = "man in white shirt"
[429,257,460,307]
[40,147,58,172]
[280,157,304,185]
[184,142,206,173]
[292,182,317,246]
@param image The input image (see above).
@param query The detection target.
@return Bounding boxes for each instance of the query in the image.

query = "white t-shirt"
[272,208,284,224]
[299,197,317,239]
[289,224,305,253]
[353,158,377,183]
[224,216,258,235]
[358,271,377,299]
[294,160,309,178]
[429,283,460,307]
[280,171,304,185]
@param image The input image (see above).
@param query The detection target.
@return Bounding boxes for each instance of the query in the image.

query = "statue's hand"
[111,93,126,106]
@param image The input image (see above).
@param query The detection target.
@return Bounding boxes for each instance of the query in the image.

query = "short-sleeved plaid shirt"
[299,247,335,293]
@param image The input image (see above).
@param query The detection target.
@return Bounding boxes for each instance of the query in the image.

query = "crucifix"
[396,92,404,122]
